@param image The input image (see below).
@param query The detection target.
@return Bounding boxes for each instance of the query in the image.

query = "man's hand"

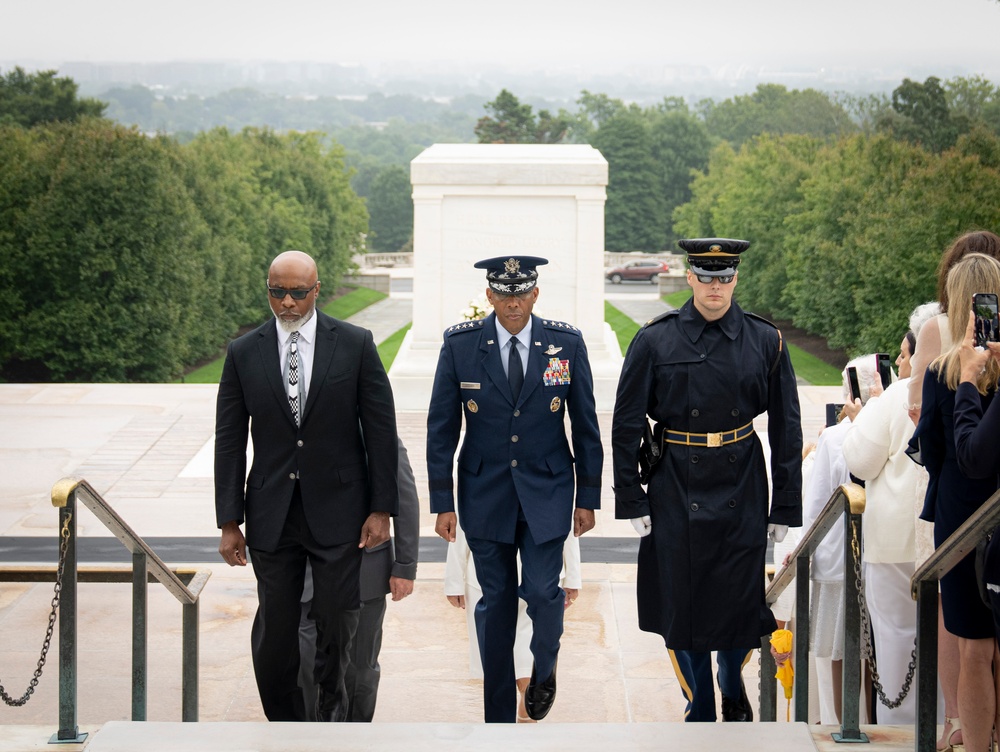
[564,588,579,609]
[389,576,414,601]
[573,508,596,537]
[435,512,458,542]
[631,515,652,537]
[218,521,247,566]
[358,511,390,549]
[768,523,788,543]
[446,594,466,609]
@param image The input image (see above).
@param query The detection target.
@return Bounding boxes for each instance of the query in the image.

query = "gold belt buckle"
[707,432,723,448]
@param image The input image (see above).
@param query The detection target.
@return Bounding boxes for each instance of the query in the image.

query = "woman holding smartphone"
[908,253,1000,752]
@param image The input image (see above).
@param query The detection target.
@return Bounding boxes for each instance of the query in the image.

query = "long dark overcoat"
[612,300,802,651]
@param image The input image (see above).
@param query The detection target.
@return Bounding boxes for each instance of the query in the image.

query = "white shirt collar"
[276,309,318,349]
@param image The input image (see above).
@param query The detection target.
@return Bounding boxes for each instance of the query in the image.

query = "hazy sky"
[3,0,999,74]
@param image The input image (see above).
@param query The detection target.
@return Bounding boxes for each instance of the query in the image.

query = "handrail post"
[833,509,868,744]
[52,494,85,744]
[182,601,199,721]
[915,579,939,752]
[760,633,777,721]
[794,554,811,722]
[132,551,148,721]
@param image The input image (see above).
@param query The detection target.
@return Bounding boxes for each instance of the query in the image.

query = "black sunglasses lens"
[268,286,311,300]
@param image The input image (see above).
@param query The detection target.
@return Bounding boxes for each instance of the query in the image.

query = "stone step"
[70,721,824,752]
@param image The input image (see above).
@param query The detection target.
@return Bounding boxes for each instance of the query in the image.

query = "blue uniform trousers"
[670,647,752,722]
[467,510,565,723]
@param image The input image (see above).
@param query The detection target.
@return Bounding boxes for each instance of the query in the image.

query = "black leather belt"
[663,421,755,448]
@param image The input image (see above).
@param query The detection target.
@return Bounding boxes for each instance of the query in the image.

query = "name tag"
[460,382,481,390]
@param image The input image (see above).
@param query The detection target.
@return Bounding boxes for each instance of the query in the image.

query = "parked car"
[605,259,670,284]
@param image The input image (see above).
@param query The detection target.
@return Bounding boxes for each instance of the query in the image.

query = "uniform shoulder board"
[541,319,582,335]
[643,309,680,328]
[444,319,486,336]
[745,312,784,371]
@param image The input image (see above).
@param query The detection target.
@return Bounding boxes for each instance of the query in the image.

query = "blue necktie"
[508,339,524,401]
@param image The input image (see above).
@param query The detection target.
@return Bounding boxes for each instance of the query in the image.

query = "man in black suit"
[215,250,399,722]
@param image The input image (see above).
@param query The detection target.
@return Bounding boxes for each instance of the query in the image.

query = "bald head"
[269,250,317,281]
[267,250,321,333]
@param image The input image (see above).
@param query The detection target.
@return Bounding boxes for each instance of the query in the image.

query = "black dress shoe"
[524,660,557,721]
[719,674,753,722]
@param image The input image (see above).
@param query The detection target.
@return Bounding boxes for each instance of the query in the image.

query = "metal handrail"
[41,476,211,742]
[759,482,868,743]
[909,486,1000,752]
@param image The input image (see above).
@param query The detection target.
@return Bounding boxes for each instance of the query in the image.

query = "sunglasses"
[267,281,318,300]
[695,273,735,284]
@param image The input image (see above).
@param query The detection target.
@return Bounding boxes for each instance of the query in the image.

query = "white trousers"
[865,561,918,725]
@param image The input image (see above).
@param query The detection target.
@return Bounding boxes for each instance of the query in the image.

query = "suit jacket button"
[513,410,520,417]
[690,502,699,511]
[691,409,700,417]
[512,435,519,442]
[729,499,737,508]
[288,472,296,480]
[297,440,304,447]
[691,455,699,463]
[511,460,518,468]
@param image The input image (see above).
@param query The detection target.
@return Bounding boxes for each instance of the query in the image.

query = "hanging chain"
[0,512,72,707]
[851,516,917,709]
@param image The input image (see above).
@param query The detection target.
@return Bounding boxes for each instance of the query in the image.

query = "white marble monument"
[389,143,621,410]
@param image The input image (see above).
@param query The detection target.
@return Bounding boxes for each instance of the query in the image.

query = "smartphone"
[847,366,861,403]
[825,403,844,427]
[875,353,893,390]
[973,292,1000,348]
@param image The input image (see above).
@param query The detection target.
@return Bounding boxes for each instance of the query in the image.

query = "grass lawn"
[176,286,387,384]
[377,323,411,371]
[605,301,640,353]
[664,289,692,308]
[787,345,843,385]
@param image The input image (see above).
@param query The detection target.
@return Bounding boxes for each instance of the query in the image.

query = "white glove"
[768,523,788,543]
[631,515,652,537]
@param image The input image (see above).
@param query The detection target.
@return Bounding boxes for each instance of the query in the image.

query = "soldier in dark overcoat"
[611,238,802,722]
[427,256,603,723]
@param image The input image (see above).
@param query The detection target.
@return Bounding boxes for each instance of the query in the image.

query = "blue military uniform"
[427,256,603,723]
[612,238,802,722]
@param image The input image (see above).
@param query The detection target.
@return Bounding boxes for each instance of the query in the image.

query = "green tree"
[0,67,106,127]
[474,89,568,144]
[367,165,413,252]
[0,118,216,381]
[701,83,856,148]
[592,111,667,251]
[647,102,714,248]
[883,76,970,153]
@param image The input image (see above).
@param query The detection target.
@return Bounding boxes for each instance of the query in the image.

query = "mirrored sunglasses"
[695,273,735,284]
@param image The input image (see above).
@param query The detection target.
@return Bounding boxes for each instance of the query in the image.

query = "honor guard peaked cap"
[475,255,549,295]
[679,237,750,277]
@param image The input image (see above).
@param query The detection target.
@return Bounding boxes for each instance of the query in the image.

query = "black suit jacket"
[214,311,398,552]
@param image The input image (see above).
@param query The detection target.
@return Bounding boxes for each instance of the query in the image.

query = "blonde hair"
[934,253,1000,392]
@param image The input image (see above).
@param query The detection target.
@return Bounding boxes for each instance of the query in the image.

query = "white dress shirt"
[275,311,318,402]
[495,319,531,380]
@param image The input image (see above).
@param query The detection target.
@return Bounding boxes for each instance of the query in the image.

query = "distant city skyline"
[3,0,1000,79]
